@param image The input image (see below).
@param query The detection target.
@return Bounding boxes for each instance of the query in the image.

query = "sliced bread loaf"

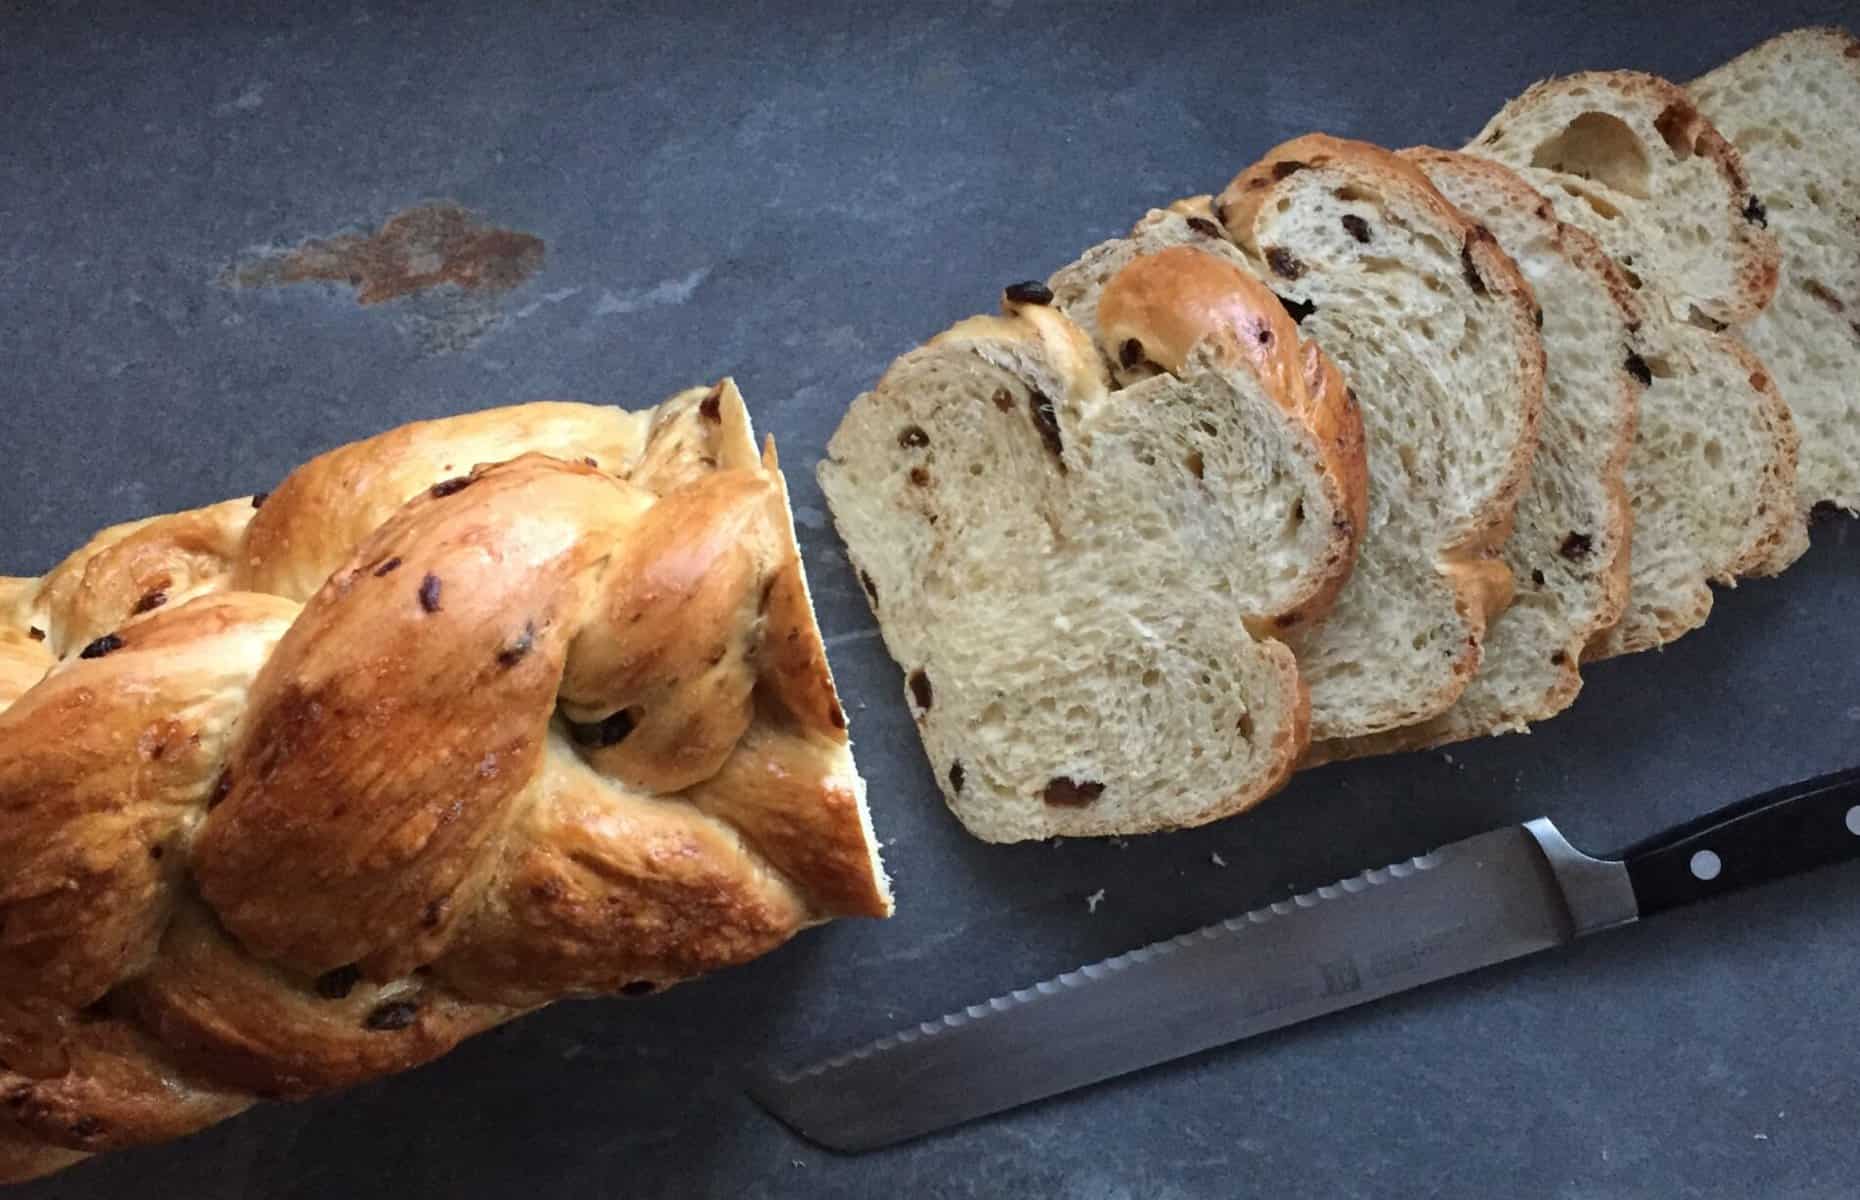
[1209,134,1546,748]
[1470,70,1780,329]
[817,250,1365,841]
[1691,26,1860,513]
[1329,149,1641,756]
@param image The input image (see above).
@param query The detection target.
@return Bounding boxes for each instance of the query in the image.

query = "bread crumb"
[1753,1133,1768,1142]
[1086,888,1106,913]
[1211,851,1227,867]
[1109,837,1129,849]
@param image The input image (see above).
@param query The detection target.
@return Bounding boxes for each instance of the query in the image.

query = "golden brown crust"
[26,501,254,657]
[1093,245,1367,634]
[0,1015,250,1155]
[122,901,515,1098]
[1098,244,1308,387]
[236,401,648,601]
[0,388,888,1180]
[1298,342,1371,586]
[432,737,813,1007]
[0,1120,89,1185]
[1217,133,1447,254]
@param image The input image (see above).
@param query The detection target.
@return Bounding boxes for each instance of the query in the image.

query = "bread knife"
[749,766,1860,1151]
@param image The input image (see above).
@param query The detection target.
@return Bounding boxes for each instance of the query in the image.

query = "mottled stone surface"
[4,2,1858,1196]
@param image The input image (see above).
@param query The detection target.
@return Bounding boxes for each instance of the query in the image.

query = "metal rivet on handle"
[1845,805,1860,836]
[1689,850,1722,882]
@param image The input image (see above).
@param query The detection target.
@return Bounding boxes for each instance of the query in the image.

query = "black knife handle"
[1621,766,1860,918]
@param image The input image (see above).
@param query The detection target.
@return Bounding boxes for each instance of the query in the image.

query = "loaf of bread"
[1691,27,1860,514]
[819,257,1364,841]
[0,384,891,1182]
[1211,135,1545,754]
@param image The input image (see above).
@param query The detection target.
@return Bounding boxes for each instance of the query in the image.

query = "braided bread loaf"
[0,382,891,1183]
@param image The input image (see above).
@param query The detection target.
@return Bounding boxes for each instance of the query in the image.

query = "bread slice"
[1467,82,1807,650]
[1691,26,1860,513]
[1208,134,1545,748]
[1048,210,1369,638]
[818,250,1365,841]
[1470,70,1780,329]
[1327,149,1641,756]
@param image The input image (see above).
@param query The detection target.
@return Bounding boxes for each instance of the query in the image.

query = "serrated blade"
[751,822,1630,1152]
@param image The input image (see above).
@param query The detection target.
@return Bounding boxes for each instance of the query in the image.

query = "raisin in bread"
[1328,149,1641,755]
[817,252,1365,841]
[1692,26,1860,513]
[1209,134,1545,750]
[1470,70,1779,329]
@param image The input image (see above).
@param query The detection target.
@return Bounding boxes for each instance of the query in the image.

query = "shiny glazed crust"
[0,384,890,1182]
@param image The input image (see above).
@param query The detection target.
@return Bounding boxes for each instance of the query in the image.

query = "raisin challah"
[0,383,891,1182]
[818,252,1365,842]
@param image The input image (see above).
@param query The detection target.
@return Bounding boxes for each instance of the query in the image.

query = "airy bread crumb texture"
[1691,27,1860,513]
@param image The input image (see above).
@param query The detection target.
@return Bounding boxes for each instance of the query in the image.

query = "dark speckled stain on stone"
[227,203,542,304]
[222,203,544,352]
